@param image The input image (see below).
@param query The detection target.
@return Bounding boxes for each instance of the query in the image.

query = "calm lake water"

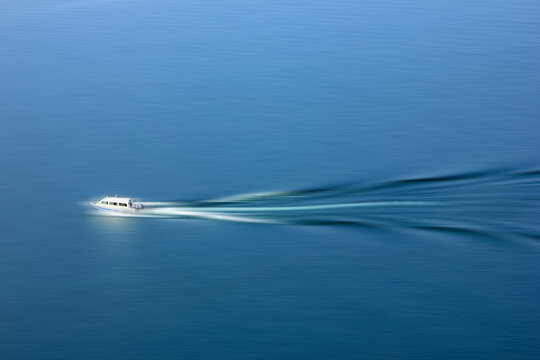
[1,1,540,359]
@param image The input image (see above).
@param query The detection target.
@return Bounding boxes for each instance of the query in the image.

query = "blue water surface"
[1,1,540,359]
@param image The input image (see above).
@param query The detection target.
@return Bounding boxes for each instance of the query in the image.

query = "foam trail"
[152,201,440,213]
[147,208,275,224]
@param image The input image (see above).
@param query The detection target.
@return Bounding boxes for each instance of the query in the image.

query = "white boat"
[90,195,143,212]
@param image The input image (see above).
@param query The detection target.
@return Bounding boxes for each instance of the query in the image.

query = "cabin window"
[111,202,117,206]
[120,203,127,207]
[101,201,108,205]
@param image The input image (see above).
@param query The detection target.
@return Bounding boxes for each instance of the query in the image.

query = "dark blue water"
[1,1,540,359]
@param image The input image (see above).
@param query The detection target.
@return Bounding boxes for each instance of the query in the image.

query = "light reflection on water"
[87,214,139,241]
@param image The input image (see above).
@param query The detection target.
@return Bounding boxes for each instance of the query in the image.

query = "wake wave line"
[90,166,540,240]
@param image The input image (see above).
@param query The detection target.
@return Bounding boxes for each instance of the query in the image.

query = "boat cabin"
[90,195,143,211]
[97,196,133,208]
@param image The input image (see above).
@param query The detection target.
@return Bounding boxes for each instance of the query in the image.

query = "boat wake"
[89,167,540,240]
